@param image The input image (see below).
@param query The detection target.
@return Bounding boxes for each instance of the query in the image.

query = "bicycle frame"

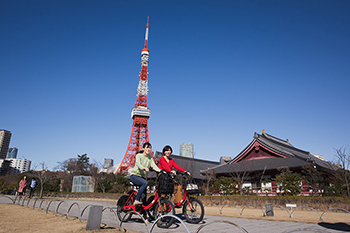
[121,186,162,213]
[173,174,195,211]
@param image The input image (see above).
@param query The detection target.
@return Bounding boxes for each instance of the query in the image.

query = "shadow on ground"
[318,222,350,232]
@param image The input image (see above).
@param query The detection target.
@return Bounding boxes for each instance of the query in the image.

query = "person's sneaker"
[133,200,143,206]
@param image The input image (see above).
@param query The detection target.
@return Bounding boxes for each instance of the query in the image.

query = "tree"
[274,167,302,196]
[210,176,236,195]
[35,162,56,198]
[334,146,350,197]
[77,154,90,175]
[203,169,216,195]
[302,164,324,196]
[229,162,254,195]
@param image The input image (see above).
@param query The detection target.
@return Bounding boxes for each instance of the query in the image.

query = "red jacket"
[158,156,186,173]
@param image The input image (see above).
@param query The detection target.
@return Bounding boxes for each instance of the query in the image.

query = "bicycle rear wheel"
[182,197,204,224]
[153,198,175,228]
[116,195,133,222]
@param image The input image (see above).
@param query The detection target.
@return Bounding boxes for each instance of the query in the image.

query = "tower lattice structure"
[117,19,152,174]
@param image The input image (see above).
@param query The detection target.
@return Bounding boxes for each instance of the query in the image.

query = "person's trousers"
[29,188,35,198]
[130,175,148,203]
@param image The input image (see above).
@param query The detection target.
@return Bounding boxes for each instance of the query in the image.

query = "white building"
[7,158,31,174]
[180,143,194,158]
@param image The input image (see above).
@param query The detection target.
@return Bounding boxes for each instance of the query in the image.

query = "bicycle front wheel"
[116,195,133,222]
[153,198,175,228]
[182,197,204,224]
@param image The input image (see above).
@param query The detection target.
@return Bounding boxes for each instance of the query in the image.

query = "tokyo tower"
[117,18,152,174]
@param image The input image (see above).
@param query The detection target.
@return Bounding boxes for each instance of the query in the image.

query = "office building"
[0,159,10,175]
[7,147,18,159]
[180,142,194,158]
[0,130,12,159]
[103,158,113,169]
[7,158,31,174]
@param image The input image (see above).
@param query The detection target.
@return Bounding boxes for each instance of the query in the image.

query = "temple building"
[200,131,338,195]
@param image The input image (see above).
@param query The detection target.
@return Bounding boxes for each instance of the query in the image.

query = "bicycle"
[116,171,175,228]
[147,171,205,224]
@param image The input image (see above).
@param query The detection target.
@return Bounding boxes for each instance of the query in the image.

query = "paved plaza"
[1,196,349,233]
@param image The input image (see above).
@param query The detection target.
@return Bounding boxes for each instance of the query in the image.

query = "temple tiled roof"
[200,132,338,175]
[154,151,220,180]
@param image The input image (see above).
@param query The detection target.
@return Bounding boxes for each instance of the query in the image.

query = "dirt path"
[0,201,349,233]
[0,204,137,233]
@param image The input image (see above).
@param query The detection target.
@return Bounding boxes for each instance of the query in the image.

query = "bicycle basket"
[157,172,174,194]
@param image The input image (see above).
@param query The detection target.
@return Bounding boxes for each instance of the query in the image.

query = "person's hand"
[144,167,149,172]
[186,171,191,176]
[171,170,176,175]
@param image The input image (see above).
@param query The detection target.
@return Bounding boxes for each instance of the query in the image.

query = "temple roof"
[200,131,338,175]
[154,151,220,180]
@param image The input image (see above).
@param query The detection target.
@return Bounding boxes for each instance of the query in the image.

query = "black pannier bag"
[157,172,174,194]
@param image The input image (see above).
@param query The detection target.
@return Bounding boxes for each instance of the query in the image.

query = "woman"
[158,145,191,203]
[158,145,190,176]
[130,142,161,206]
[18,176,27,196]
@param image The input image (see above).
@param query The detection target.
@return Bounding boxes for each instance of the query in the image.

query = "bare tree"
[334,146,350,197]
[229,162,254,195]
[35,162,56,198]
[203,169,216,195]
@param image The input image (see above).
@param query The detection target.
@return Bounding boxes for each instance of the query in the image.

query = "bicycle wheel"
[146,195,156,220]
[153,198,175,228]
[116,195,133,222]
[182,197,204,224]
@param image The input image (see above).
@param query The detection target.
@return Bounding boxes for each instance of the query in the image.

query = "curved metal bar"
[21,196,28,206]
[0,195,15,204]
[80,204,92,219]
[55,200,67,216]
[32,198,39,209]
[38,199,47,210]
[241,204,265,216]
[66,202,81,221]
[221,203,242,215]
[26,198,31,207]
[272,205,291,217]
[319,207,350,221]
[282,228,329,233]
[46,200,57,213]
[13,195,19,204]
[119,210,150,233]
[196,220,249,233]
[290,206,322,220]
[101,207,121,228]
[149,214,191,233]
[204,202,221,214]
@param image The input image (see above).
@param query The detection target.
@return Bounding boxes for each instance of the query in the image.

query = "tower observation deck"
[117,18,152,174]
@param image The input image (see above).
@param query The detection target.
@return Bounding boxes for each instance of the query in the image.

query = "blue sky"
[1,0,349,170]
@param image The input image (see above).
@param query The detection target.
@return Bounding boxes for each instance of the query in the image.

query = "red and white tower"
[117,18,152,174]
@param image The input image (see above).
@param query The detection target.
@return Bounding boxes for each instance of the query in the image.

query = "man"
[28,178,39,198]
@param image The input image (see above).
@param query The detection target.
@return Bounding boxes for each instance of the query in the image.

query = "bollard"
[86,205,103,230]
[265,203,274,216]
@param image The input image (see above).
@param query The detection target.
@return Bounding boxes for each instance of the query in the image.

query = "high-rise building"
[180,143,194,158]
[103,158,113,169]
[7,147,18,159]
[0,159,10,175]
[0,130,12,159]
[7,158,31,174]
